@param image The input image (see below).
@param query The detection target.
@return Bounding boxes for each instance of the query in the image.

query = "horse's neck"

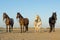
[5,17,10,24]
[19,14,23,18]
[6,15,10,19]
[19,14,24,19]
[19,17,24,22]
[19,14,24,22]
[6,16,10,20]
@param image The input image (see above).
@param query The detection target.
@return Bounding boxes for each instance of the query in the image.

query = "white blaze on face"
[8,26,9,32]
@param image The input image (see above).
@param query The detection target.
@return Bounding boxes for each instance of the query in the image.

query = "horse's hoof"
[23,31,25,33]
[23,31,26,33]
[49,31,52,33]
[53,31,55,32]
[20,32,22,33]
[6,31,8,32]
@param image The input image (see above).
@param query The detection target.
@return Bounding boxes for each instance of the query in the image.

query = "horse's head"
[36,15,39,20]
[35,15,41,21]
[16,12,20,19]
[16,12,23,19]
[52,12,57,20]
[3,12,7,20]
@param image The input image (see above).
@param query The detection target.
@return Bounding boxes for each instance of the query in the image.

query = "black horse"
[3,12,14,32]
[49,12,57,32]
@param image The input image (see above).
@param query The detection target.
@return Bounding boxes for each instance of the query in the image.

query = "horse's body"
[49,12,57,32]
[16,12,29,33]
[3,13,14,32]
[34,15,42,32]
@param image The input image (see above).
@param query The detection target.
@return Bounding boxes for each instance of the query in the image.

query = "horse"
[3,12,14,32]
[34,15,42,32]
[16,12,29,33]
[49,12,57,32]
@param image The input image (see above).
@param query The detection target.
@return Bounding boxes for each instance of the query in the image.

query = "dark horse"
[16,12,29,33]
[49,12,57,32]
[3,12,14,32]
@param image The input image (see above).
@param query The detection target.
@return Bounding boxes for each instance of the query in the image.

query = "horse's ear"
[53,12,56,14]
[54,12,57,15]
[53,12,57,16]
[3,12,6,15]
[17,12,20,15]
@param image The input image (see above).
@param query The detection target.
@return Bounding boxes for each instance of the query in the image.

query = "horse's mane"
[3,13,10,19]
[52,12,57,20]
[35,15,41,23]
[17,12,23,18]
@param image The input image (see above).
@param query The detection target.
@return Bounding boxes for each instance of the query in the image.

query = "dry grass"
[0,28,60,40]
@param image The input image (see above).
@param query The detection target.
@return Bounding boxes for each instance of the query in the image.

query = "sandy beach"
[0,28,60,40]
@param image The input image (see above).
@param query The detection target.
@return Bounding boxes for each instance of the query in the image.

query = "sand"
[0,28,60,40]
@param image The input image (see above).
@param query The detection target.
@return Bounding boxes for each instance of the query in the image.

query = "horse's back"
[10,18,14,25]
[49,17,51,23]
[24,18,29,25]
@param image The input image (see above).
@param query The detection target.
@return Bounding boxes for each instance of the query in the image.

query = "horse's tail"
[27,18,29,25]
[25,18,29,25]
[49,17,51,24]
[10,18,14,27]
[9,18,14,31]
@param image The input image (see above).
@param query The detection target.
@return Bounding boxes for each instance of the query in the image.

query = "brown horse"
[3,12,14,32]
[16,12,29,33]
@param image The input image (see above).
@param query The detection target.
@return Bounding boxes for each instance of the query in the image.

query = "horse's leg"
[49,24,52,32]
[11,24,13,32]
[20,25,22,33]
[34,22,36,32]
[26,25,28,31]
[22,25,24,32]
[25,25,28,32]
[11,26,13,31]
[34,22,38,32]
[38,25,41,32]
[7,25,9,32]
[6,25,8,32]
[53,24,55,32]
[9,25,11,32]
[24,26,26,32]
[34,25,36,32]
[37,22,41,32]
[34,24,37,32]
[37,25,39,32]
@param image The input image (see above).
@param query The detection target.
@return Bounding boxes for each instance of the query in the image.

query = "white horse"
[34,15,42,32]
